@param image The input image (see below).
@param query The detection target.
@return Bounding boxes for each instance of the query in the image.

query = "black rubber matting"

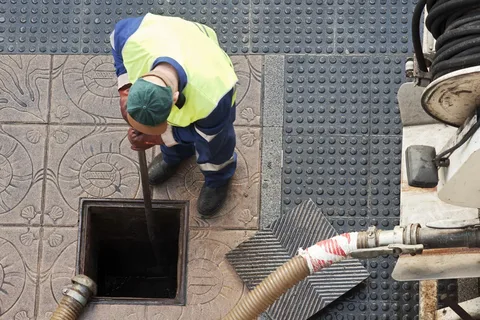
[280,24,457,320]
[227,199,370,320]
[0,0,251,54]
[1,0,415,55]
[251,0,413,55]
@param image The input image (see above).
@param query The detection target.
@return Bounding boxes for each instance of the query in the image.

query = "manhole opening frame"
[76,198,189,306]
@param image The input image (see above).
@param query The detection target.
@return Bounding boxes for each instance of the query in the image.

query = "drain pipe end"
[62,275,97,307]
[51,275,97,320]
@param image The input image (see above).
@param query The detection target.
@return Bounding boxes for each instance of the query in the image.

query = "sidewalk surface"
[0,1,458,319]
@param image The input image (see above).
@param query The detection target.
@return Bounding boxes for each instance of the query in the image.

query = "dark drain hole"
[87,206,180,299]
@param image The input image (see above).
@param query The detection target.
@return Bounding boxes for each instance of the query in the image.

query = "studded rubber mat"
[0,0,251,54]
[282,54,457,320]
[280,25,457,320]
[0,0,414,55]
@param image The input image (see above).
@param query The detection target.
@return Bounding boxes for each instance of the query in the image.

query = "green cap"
[126,78,173,126]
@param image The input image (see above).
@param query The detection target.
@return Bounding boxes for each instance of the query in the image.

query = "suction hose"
[223,232,360,320]
[223,224,480,320]
[49,225,475,320]
[50,275,96,320]
[412,0,480,79]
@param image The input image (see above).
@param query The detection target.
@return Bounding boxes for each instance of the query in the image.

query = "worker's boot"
[197,182,229,217]
[148,154,180,185]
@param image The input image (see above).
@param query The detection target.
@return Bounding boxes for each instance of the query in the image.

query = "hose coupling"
[357,226,376,248]
[50,275,97,320]
[405,58,414,78]
[357,224,422,249]
[63,275,97,306]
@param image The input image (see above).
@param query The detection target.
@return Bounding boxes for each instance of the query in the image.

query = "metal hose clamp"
[62,275,97,306]
[404,223,421,245]
[367,226,377,248]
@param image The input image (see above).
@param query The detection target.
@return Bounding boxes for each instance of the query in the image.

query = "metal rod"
[417,228,480,249]
[437,297,480,320]
[441,295,476,320]
[138,150,162,264]
[357,225,480,250]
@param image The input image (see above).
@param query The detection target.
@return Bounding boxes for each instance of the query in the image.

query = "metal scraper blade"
[392,248,480,281]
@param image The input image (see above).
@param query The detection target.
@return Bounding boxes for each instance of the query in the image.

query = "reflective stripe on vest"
[121,14,238,127]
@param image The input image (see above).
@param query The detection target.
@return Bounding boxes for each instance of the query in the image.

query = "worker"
[110,13,238,217]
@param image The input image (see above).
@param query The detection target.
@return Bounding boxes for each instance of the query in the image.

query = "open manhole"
[77,198,189,305]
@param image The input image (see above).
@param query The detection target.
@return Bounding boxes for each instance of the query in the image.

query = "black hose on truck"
[413,0,480,79]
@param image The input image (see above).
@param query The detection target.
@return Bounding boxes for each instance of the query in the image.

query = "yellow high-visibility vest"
[122,13,238,127]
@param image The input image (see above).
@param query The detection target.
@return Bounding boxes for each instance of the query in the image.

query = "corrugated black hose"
[412,0,428,72]
[412,0,480,79]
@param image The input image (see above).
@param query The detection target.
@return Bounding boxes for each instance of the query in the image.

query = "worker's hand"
[119,86,130,123]
[128,128,164,151]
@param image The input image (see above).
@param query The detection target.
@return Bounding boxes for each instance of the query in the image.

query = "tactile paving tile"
[251,0,335,54]
[311,279,458,320]
[282,53,458,317]
[0,0,417,55]
[0,0,250,54]
[284,55,404,138]
[251,0,416,55]
[150,0,251,54]
[369,56,404,136]
[282,134,370,217]
[226,199,369,320]
[0,0,84,54]
[370,135,402,220]
[285,55,371,136]
[334,0,415,55]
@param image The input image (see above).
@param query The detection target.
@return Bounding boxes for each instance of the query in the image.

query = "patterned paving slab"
[152,126,261,229]
[37,227,79,320]
[34,228,254,320]
[0,227,39,320]
[39,124,260,229]
[43,125,155,226]
[0,124,46,225]
[0,53,264,318]
[50,55,126,125]
[0,54,262,227]
[48,55,262,126]
[0,55,50,123]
